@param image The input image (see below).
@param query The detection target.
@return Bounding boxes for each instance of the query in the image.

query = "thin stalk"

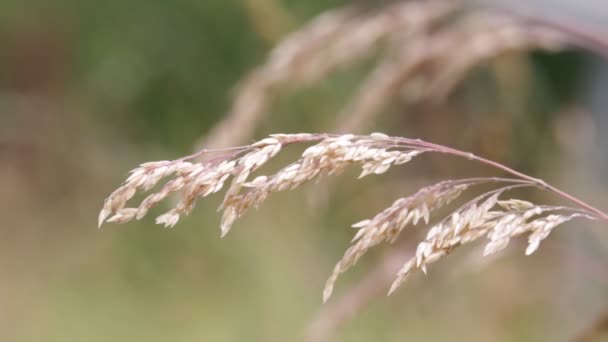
[413,139,608,220]
[482,1,608,59]
[191,133,608,220]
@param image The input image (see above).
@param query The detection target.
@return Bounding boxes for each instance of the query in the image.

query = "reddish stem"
[193,133,608,220]
[410,139,608,220]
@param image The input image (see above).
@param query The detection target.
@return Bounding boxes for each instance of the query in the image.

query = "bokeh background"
[1,0,608,341]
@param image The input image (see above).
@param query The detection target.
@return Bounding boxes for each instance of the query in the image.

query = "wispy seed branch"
[99,133,607,300]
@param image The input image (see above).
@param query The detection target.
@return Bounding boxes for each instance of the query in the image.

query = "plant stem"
[418,140,608,220]
[483,1,608,59]
[194,133,608,220]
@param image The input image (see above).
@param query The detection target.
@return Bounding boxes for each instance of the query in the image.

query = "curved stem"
[191,133,608,220]
[481,1,608,59]
[413,140,608,220]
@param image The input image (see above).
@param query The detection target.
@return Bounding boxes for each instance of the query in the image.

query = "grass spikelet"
[99,133,607,301]
[388,189,597,295]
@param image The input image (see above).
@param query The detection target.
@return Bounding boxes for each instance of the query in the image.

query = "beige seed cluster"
[216,133,425,236]
[99,133,601,301]
[388,193,594,295]
[99,137,285,229]
[99,133,426,234]
[322,180,471,302]
[98,160,196,227]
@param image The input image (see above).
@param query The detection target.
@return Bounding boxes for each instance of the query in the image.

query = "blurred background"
[1,0,608,341]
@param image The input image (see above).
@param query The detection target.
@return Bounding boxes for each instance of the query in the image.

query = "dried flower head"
[99,133,606,301]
